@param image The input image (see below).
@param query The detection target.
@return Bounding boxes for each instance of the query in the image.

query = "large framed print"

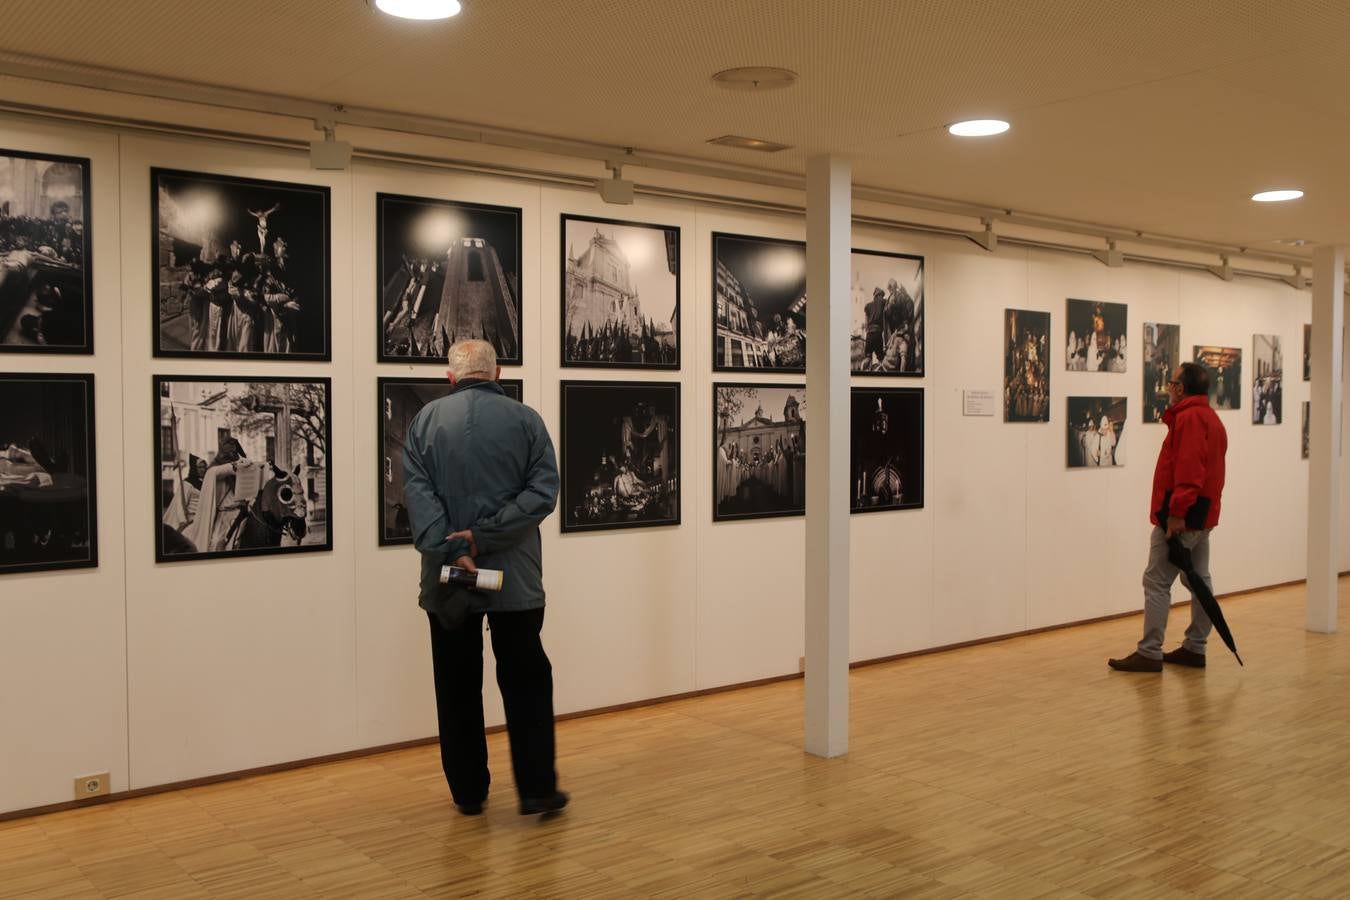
[1252,333,1283,424]
[1066,298,1127,372]
[0,149,93,354]
[377,193,522,365]
[560,380,680,533]
[155,375,333,562]
[562,214,679,369]
[713,382,806,522]
[1004,308,1050,422]
[850,387,923,513]
[153,168,331,361]
[851,249,924,375]
[1142,322,1180,423]
[0,373,97,574]
[1193,345,1242,410]
[378,377,522,545]
[713,232,806,373]
[1067,397,1126,468]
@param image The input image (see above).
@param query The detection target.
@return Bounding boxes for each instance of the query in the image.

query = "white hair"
[447,340,498,381]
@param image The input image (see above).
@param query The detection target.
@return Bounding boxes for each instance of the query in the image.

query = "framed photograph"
[155,376,332,562]
[562,214,678,369]
[0,149,93,354]
[377,377,522,545]
[1142,322,1180,423]
[713,382,806,522]
[1303,324,1310,381]
[560,381,680,533]
[850,387,923,513]
[1252,334,1283,425]
[851,249,924,375]
[377,193,522,365]
[1004,308,1050,422]
[713,232,806,372]
[152,168,330,361]
[1066,298,1127,372]
[0,373,97,574]
[1067,397,1126,468]
[1193,345,1242,410]
[1302,401,1310,459]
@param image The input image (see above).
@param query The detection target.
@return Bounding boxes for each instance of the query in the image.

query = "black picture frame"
[0,148,94,355]
[151,168,331,361]
[376,192,523,365]
[712,232,807,374]
[0,372,98,574]
[851,248,925,377]
[560,380,681,533]
[850,386,923,514]
[712,382,807,522]
[561,213,680,371]
[376,376,522,546]
[153,374,334,563]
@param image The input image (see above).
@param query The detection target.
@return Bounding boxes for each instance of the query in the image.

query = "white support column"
[1307,245,1344,634]
[804,155,851,757]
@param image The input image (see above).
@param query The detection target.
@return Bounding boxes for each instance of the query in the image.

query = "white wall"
[0,107,1332,816]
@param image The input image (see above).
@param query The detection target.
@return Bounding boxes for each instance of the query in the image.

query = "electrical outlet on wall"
[73,772,110,800]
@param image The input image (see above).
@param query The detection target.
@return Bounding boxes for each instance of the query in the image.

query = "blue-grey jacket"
[402,380,558,616]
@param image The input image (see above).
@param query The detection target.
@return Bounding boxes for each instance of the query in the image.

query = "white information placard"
[963,389,996,417]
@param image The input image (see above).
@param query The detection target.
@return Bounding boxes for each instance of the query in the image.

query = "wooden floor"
[4,582,1350,899]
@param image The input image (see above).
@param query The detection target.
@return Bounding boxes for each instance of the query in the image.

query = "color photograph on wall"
[851,249,923,375]
[562,214,678,369]
[850,387,923,513]
[1302,401,1310,459]
[378,377,522,545]
[1004,308,1050,422]
[0,149,93,354]
[1303,323,1310,381]
[1252,333,1283,425]
[713,232,806,372]
[560,381,679,532]
[1066,298,1126,372]
[1194,345,1242,410]
[713,383,806,522]
[1067,396,1126,468]
[0,373,96,574]
[377,193,522,365]
[155,376,332,562]
[153,168,330,361]
[1142,322,1180,423]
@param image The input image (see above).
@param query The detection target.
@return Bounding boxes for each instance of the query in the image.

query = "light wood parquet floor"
[4,582,1350,899]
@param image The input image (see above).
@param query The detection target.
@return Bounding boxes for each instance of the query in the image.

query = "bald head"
[446,340,499,384]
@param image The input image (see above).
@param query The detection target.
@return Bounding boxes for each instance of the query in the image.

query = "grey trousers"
[1138,526,1214,659]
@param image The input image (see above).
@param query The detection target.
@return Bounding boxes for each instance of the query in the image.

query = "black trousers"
[427,608,557,805]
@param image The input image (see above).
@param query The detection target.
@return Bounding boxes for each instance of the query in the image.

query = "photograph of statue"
[1005,308,1050,422]
[851,249,923,375]
[1067,396,1126,468]
[713,232,806,372]
[1066,298,1127,372]
[850,387,923,513]
[713,383,806,522]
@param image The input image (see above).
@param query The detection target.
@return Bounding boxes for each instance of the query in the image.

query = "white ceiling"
[2,0,1347,248]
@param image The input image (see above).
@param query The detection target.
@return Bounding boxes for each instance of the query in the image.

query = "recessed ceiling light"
[711,67,798,91]
[948,119,1010,137]
[706,134,793,153]
[1251,189,1303,202]
[372,0,461,20]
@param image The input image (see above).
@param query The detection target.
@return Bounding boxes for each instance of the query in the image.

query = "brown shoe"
[1108,652,1162,672]
[1162,646,1206,668]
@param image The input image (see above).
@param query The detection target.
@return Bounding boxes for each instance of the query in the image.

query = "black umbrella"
[1166,537,1243,666]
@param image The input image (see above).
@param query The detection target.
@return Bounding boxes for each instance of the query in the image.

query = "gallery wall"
[0,105,1336,816]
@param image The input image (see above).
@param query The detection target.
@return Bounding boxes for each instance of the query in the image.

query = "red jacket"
[1151,395,1227,530]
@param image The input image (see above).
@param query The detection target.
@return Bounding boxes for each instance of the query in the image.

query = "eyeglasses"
[1167,380,1182,386]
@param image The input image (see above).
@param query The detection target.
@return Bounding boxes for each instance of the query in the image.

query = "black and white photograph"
[1252,334,1282,425]
[378,193,521,364]
[1302,401,1310,460]
[378,377,522,545]
[1143,322,1180,423]
[1303,323,1310,381]
[560,381,679,532]
[850,387,923,513]
[155,376,332,562]
[1066,298,1127,372]
[1194,345,1242,410]
[851,249,923,375]
[713,232,806,372]
[0,373,96,574]
[0,149,92,354]
[562,214,678,369]
[1005,308,1050,422]
[713,383,806,522]
[153,168,330,360]
[1067,397,1126,468]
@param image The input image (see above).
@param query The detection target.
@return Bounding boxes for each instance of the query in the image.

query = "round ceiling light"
[373,0,461,20]
[1251,189,1304,202]
[948,119,1010,137]
[711,67,798,91]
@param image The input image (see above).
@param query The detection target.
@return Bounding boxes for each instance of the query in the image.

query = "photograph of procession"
[153,169,330,360]
[1252,333,1283,425]
[850,387,923,513]
[0,149,92,354]
[713,232,806,372]
[1142,322,1180,423]
[851,249,923,375]
[713,383,806,522]
[1067,396,1126,468]
[1194,345,1242,410]
[1004,308,1050,422]
[1066,298,1127,372]
[156,376,332,562]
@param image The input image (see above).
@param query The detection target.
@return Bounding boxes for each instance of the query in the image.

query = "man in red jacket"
[1110,362,1228,672]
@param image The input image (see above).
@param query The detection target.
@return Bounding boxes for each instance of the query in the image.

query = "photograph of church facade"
[713,232,807,372]
[713,383,806,522]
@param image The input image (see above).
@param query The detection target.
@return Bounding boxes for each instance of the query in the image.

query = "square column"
[1307,245,1344,634]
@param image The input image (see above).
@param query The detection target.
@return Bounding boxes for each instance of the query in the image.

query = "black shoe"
[519,791,569,816]
[1108,652,1162,672]
[1162,646,1206,668]
[455,800,485,816]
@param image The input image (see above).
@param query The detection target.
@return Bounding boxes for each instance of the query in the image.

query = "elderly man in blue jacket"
[402,339,566,817]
